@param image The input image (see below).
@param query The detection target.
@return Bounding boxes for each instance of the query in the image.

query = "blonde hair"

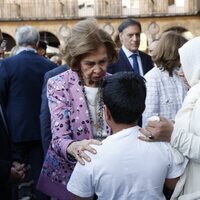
[152,31,187,76]
[64,18,117,70]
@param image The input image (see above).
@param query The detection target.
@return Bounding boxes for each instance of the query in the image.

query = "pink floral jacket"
[37,69,111,200]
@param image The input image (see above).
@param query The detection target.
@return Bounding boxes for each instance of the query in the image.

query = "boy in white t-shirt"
[67,72,186,200]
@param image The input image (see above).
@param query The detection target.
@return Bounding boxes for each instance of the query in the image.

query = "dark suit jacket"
[0,50,56,143]
[107,48,154,75]
[40,64,68,155]
[0,104,12,199]
[107,48,153,127]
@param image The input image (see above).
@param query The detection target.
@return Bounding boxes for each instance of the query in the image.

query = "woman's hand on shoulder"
[138,117,174,142]
[67,139,102,165]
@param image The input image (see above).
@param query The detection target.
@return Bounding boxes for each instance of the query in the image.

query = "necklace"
[82,81,104,139]
[84,87,99,107]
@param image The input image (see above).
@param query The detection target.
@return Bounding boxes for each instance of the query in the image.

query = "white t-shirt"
[67,127,186,200]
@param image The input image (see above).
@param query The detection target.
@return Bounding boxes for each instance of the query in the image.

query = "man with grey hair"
[0,25,56,199]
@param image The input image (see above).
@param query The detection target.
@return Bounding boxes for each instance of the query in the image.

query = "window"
[122,0,139,15]
[78,0,94,16]
[168,0,175,6]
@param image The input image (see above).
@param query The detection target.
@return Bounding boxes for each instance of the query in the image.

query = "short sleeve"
[67,162,94,198]
[166,146,188,179]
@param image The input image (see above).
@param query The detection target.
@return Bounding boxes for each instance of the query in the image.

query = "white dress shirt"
[122,45,144,76]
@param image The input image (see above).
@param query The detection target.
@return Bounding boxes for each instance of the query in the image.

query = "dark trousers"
[12,140,50,200]
[0,184,12,200]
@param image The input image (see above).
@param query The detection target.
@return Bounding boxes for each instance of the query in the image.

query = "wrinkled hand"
[67,139,102,165]
[10,162,25,184]
[138,117,174,142]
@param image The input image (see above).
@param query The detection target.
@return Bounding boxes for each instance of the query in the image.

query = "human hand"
[10,162,25,184]
[138,117,174,142]
[67,139,102,165]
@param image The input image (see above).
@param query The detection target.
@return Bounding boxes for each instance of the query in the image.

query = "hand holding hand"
[67,139,102,165]
[138,117,174,142]
[10,162,25,184]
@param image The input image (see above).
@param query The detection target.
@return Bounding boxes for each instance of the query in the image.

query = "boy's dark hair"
[118,18,141,33]
[102,72,146,124]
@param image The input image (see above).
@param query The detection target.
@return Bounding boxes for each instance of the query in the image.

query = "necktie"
[131,54,140,74]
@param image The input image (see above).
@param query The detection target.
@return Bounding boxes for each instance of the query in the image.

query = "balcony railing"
[0,1,198,21]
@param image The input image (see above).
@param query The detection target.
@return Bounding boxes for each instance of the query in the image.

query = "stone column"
[185,0,197,13]
[95,0,122,16]
[65,0,78,17]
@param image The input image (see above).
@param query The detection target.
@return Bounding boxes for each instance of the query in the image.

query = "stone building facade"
[0,0,200,53]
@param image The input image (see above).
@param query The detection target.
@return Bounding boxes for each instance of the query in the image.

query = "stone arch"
[2,32,16,51]
[39,31,60,47]
[164,26,193,39]
[161,25,194,40]
[164,26,188,33]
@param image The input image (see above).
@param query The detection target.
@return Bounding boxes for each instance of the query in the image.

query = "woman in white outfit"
[140,36,200,200]
[169,36,200,200]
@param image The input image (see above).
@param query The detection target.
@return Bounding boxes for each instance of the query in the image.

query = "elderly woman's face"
[80,45,108,86]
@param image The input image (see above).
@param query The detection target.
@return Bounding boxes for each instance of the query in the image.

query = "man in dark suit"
[40,64,68,155]
[0,104,25,200]
[0,25,56,199]
[107,18,154,75]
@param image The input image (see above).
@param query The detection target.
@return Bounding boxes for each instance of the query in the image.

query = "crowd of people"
[0,17,200,200]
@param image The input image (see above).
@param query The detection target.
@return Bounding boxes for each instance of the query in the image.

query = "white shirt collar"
[17,47,37,55]
[106,126,139,141]
[122,45,139,58]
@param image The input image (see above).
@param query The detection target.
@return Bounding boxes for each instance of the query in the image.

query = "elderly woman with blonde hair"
[37,18,117,200]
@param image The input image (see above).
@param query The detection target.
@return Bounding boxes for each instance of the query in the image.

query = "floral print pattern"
[37,70,111,200]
